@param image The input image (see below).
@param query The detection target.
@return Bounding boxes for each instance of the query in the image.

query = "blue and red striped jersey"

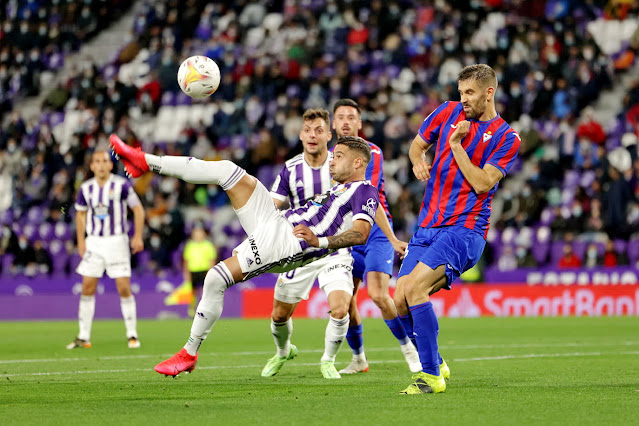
[365,141,392,221]
[416,101,520,237]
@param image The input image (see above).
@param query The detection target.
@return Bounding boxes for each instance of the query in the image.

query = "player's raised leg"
[109,134,257,212]
[261,300,298,377]
[154,256,243,377]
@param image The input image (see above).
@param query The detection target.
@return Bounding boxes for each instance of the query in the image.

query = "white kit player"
[262,108,355,379]
[109,133,379,378]
[67,149,145,350]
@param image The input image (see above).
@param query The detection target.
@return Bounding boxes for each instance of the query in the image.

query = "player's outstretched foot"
[109,134,149,178]
[440,359,450,380]
[399,371,446,394]
[338,357,369,374]
[154,348,198,377]
[128,337,141,349]
[66,337,91,349]
[261,344,298,377]
[401,342,422,373]
[320,361,341,379]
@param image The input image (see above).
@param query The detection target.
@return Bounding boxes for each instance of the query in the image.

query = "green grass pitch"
[1,316,637,425]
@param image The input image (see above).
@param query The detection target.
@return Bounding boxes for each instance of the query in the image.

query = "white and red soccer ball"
[177,55,221,99]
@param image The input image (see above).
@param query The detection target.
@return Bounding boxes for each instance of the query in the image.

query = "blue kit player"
[396,64,521,394]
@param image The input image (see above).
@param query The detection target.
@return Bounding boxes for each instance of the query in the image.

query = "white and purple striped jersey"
[284,180,380,260]
[270,153,333,209]
[74,174,142,237]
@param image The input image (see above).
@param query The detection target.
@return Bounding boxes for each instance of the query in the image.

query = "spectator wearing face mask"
[12,235,36,274]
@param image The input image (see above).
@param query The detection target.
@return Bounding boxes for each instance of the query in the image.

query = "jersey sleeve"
[74,186,88,211]
[350,184,380,225]
[270,166,290,202]
[485,130,521,177]
[418,101,452,145]
[123,180,142,208]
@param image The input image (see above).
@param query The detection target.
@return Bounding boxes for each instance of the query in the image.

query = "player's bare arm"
[374,204,407,256]
[272,198,284,209]
[76,210,87,257]
[292,219,371,249]
[130,204,145,254]
[449,120,504,194]
[409,134,433,182]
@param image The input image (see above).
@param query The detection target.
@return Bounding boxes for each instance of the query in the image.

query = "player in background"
[396,64,521,394]
[262,108,354,379]
[110,134,380,377]
[67,149,145,350]
[332,99,421,375]
[183,226,218,317]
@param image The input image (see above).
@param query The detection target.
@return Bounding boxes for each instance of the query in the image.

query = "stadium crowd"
[1,0,639,278]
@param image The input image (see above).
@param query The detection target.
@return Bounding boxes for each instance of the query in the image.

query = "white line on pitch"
[2,341,638,365]
[4,351,639,378]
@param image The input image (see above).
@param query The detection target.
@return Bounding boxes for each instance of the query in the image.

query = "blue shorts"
[352,224,394,279]
[398,226,486,289]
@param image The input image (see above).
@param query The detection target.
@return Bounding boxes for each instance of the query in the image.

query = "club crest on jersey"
[363,198,377,216]
[332,186,348,197]
[482,131,493,143]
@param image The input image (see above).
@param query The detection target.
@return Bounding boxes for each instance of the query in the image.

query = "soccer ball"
[177,55,221,99]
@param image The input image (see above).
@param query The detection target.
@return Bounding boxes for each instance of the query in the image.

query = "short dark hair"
[302,108,330,126]
[332,98,361,115]
[458,64,498,90]
[336,135,371,165]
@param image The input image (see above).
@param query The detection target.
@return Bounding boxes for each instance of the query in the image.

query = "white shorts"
[76,235,131,278]
[233,182,305,279]
[274,252,354,304]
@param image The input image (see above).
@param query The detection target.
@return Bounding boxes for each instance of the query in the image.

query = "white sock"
[184,263,235,356]
[120,295,137,339]
[353,352,366,362]
[78,295,95,341]
[321,314,349,363]
[145,155,245,190]
[271,319,292,357]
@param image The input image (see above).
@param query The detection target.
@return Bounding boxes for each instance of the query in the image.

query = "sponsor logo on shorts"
[246,257,253,267]
[363,198,377,216]
[326,263,352,273]
[249,237,262,265]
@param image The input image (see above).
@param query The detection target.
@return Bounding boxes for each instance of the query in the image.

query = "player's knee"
[330,303,350,319]
[370,292,390,308]
[271,306,291,323]
[201,268,227,299]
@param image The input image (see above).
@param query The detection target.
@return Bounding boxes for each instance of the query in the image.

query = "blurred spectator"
[515,245,538,268]
[498,246,518,272]
[558,244,582,268]
[584,243,600,268]
[147,231,171,273]
[33,240,52,275]
[599,240,629,267]
[12,235,35,274]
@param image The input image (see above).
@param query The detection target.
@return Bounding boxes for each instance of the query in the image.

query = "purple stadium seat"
[48,239,65,256]
[161,91,176,106]
[532,243,550,265]
[613,239,627,256]
[573,241,587,260]
[535,226,551,244]
[501,227,517,245]
[540,208,554,225]
[627,240,639,263]
[52,253,69,275]
[38,222,54,241]
[68,254,82,271]
[1,254,14,275]
[54,222,71,240]
[27,206,44,223]
[22,224,37,241]
[0,209,13,225]
[176,91,192,105]
[550,241,567,265]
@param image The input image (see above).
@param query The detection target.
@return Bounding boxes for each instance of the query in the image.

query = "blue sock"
[384,316,409,345]
[398,314,416,349]
[409,301,440,376]
[346,324,364,355]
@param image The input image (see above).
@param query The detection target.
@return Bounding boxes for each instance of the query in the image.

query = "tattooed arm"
[292,219,372,249]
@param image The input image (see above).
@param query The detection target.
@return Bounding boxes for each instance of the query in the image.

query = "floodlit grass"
[1,317,637,425]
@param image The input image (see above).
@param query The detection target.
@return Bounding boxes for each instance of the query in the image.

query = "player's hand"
[450,120,471,144]
[292,224,319,247]
[130,235,144,254]
[77,240,85,257]
[412,161,431,182]
[390,238,408,259]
